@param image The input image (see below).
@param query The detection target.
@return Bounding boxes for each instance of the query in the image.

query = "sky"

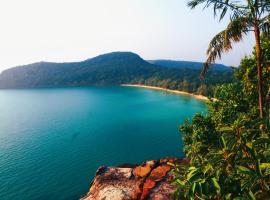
[0,0,255,72]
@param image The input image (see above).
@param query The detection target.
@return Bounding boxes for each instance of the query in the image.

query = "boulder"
[81,158,187,200]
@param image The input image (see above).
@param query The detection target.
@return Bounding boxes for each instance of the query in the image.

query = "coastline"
[121,84,209,101]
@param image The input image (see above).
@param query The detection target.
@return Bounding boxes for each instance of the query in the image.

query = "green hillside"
[0,52,234,96]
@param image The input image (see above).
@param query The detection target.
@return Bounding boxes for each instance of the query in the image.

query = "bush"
[172,45,270,199]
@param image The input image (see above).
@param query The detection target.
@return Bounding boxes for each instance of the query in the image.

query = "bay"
[0,86,206,200]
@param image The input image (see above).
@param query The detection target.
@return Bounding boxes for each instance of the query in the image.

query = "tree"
[188,0,270,119]
[172,48,270,199]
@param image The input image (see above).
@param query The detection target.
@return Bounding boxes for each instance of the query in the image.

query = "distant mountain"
[0,52,151,88]
[0,52,234,95]
[148,60,231,71]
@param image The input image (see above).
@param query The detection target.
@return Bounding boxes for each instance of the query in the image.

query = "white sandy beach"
[121,84,209,101]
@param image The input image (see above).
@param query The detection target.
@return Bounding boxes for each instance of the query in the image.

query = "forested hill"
[148,60,230,71]
[0,52,233,96]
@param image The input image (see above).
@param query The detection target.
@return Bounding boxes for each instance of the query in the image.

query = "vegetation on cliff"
[173,1,270,199]
[173,44,270,199]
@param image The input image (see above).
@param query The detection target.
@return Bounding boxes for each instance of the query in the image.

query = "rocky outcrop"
[81,158,189,200]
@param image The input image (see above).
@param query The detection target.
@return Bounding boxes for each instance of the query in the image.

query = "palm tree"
[188,0,270,119]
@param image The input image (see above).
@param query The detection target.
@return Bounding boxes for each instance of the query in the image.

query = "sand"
[121,84,210,101]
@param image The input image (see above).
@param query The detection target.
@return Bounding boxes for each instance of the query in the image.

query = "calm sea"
[0,86,206,200]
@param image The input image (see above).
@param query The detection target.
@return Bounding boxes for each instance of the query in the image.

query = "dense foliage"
[148,60,229,71]
[172,40,270,199]
[0,52,233,96]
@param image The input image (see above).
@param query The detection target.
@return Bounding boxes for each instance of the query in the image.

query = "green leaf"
[202,164,212,174]
[265,168,270,176]
[211,177,221,194]
[262,180,270,191]
[188,182,197,198]
[254,138,270,146]
[219,126,233,132]
[225,193,232,200]
[191,182,196,193]
[221,136,227,148]
[246,142,253,148]
[176,179,186,186]
[187,168,198,181]
[233,197,246,200]
[242,179,252,191]
[256,159,262,176]
[197,182,203,197]
[188,172,202,183]
[167,162,176,167]
[248,190,256,200]
[227,137,237,149]
[237,165,251,172]
[237,165,255,176]
[260,163,270,170]
[189,166,197,171]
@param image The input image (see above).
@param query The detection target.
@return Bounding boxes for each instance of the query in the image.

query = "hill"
[0,52,234,95]
[148,60,230,71]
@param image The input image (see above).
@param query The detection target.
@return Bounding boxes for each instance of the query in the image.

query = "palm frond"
[261,14,270,35]
[259,0,270,13]
[187,0,245,20]
[201,17,250,78]
[187,0,207,9]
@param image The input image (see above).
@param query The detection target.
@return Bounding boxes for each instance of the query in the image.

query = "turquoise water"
[0,86,206,200]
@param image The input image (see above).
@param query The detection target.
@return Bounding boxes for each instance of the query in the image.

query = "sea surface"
[0,86,206,200]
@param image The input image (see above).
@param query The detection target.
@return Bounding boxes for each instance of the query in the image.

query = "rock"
[133,165,152,178]
[140,165,172,199]
[96,166,107,175]
[82,167,143,200]
[133,160,157,178]
[160,158,178,164]
[145,160,157,168]
[148,176,177,200]
[81,158,187,200]
[149,165,171,182]
[140,179,156,200]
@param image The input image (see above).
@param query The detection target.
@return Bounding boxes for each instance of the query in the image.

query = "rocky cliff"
[81,158,189,200]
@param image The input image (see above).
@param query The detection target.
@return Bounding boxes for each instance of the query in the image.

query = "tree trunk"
[254,25,264,118]
[266,86,270,129]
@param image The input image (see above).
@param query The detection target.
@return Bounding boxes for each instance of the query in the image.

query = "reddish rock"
[140,179,156,200]
[148,176,177,200]
[160,157,179,164]
[149,165,171,182]
[81,158,186,200]
[145,160,157,168]
[133,165,152,178]
[82,167,143,200]
[139,165,172,199]
[133,160,157,178]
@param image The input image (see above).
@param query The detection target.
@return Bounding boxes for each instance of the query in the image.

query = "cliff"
[81,158,189,200]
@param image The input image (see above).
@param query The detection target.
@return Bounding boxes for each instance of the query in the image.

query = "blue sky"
[0,0,254,71]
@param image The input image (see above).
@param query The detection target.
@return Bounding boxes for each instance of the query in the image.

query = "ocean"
[0,86,206,200]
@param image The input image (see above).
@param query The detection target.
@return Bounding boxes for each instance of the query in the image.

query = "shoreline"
[121,84,209,101]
